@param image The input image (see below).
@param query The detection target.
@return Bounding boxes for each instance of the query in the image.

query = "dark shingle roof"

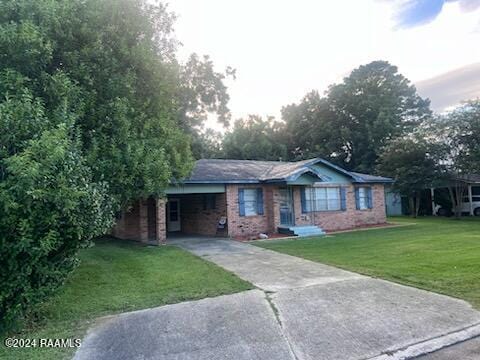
[349,172,394,183]
[184,158,392,184]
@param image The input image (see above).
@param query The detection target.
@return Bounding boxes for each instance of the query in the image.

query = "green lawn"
[256,217,480,308]
[1,238,252,360]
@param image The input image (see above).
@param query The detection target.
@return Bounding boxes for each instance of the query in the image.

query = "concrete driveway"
[75,237,480,360]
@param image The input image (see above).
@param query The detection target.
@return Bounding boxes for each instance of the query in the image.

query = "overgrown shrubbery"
[0,126,113,331]
[0,0,232,331]
[0,0,233,329]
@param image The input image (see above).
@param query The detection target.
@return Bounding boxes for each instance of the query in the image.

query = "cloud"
[415,63,480,112]
[392,0,480,28]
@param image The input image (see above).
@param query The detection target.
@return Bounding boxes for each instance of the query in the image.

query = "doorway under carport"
[165,193,228,238]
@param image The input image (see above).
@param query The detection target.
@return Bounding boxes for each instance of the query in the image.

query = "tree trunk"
[409,196,416,218]
[415,192,421,217]
[449,183,466,219]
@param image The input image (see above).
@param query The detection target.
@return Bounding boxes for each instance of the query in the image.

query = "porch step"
[278,225,325,237]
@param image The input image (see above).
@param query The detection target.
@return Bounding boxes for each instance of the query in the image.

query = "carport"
[111,183,227,245]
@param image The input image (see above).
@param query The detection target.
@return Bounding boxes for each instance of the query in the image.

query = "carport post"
[156,198,167,244]
[468,184,474,216]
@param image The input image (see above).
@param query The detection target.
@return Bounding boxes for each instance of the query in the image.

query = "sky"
[171,0,480,127]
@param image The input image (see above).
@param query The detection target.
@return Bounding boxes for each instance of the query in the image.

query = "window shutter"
[340,187,347,211]
[256,188,264,215]
[301,187,307,213]
[238,189,245,216]
[367,187,373,209]
[355,188,360,210]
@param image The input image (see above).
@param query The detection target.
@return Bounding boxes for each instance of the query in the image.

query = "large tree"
[281,91,336,160]
[284,61,432,172]
[425,101,480,217]
[377,137,440,217]
[0,0,230,330]
[222,115,288,161]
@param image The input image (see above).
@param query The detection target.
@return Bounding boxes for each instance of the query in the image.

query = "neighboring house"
[431,174,480,216]
[112,158,393,244]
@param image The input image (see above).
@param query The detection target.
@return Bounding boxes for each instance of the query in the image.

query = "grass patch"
[256,217,480,308]
[1,238,252,360]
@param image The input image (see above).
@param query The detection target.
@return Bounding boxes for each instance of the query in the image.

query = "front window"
[305,187,341,211]
[356,186,371,210]
[243,189,259,216]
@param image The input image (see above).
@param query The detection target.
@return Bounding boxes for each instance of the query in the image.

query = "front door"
[167,198,181,232]
[279,187,295,226]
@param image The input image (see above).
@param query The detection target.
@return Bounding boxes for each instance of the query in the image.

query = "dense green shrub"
[0,125,113,331]
[0,0,233,331]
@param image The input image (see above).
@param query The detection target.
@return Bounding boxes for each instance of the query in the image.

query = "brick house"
[112,158,392,244]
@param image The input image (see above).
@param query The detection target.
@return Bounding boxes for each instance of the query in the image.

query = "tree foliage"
[377,137,440,217]
[222,115,288,161]
[281,91,335,160]
[423,101,480,217]
[283,61,431,172]
[0,0,231,330]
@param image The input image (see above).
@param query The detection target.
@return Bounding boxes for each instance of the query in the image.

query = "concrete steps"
[278,225,325,237]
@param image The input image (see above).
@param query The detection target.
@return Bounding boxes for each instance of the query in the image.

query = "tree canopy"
[0,0,231,330]
[283,61,431,172]
[377,137,440,217]
[222,115,288,161]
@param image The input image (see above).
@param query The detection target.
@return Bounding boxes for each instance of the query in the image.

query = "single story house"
[112,158,393,244]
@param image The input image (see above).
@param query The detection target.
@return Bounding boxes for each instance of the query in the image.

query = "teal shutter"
[256,188,264,215]
[355,188,360,210]
[301,187,307,213]
[340,187,347,211]
[238,189,245,216]
[367,187,373,209]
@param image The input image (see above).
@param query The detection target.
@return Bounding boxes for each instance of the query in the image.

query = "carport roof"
[179,158,393,184]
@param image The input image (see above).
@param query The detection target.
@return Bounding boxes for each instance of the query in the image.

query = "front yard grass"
[1,238,252,360]
[256,217,480,309]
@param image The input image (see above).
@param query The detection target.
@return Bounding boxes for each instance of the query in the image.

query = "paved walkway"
[75,237,480,360]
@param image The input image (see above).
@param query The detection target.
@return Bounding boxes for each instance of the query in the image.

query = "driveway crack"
[264,291,301,360]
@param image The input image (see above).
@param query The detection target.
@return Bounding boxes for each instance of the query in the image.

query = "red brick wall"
[112,183,387,242]
[156,198,166,243]
[226,184,278,238]
[352,184,387,228]
[292,184,386,231]
[179,193,227,236]
[111,198,167,244]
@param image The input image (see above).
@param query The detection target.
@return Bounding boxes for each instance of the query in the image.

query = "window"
[356,186,372,210]
[203,194,216,210]
[239,188,264,216]
[304,187,342,211]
